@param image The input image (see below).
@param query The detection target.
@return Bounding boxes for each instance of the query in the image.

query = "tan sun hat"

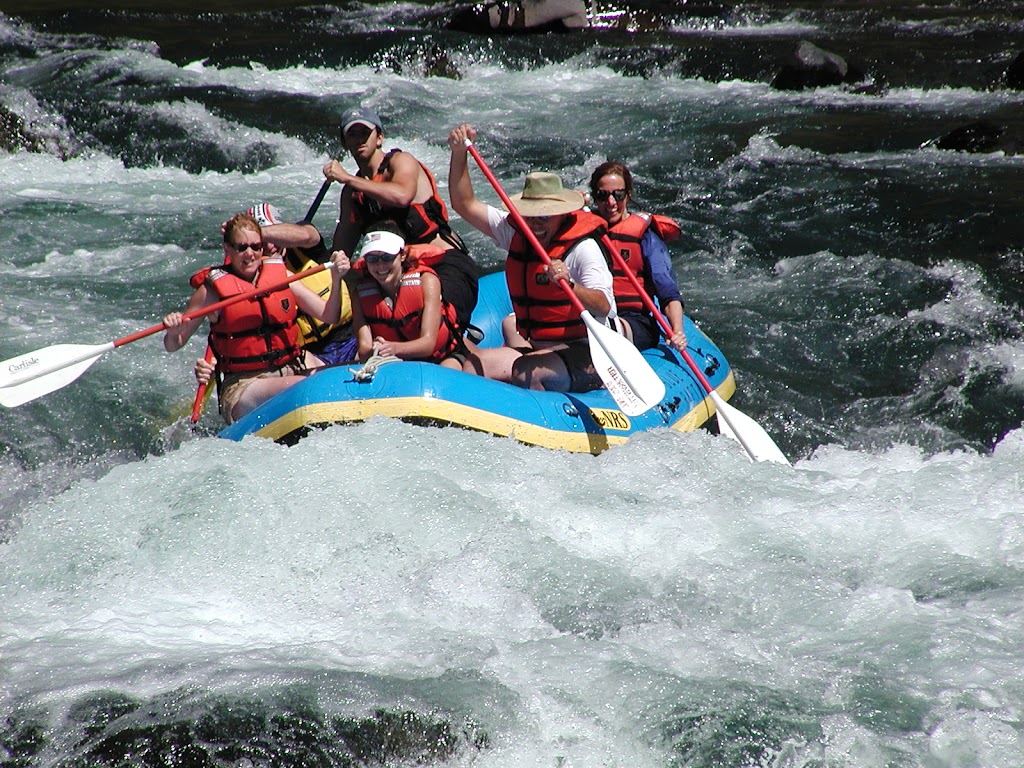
[508,172,585,217]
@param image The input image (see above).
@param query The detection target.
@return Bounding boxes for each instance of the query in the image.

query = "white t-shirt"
[485,205,617,324]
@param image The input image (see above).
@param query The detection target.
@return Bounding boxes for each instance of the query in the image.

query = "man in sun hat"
[446,123,616,393]
[322,104,480,334]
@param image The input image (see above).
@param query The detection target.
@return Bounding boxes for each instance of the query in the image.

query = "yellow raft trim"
[248,370,736,454]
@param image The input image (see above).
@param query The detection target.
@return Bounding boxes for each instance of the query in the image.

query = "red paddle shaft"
[597,233,716,391]
[465,141,584,313]
[116,263,332,349]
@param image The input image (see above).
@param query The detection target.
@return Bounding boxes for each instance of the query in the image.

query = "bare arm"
[348,282,375,362]
[163,284,216,352]
[324,153,418,208]
[564,240,614,320]
[447,124,493,236]
[263,222,322,251]
[663,299,687,351]
[363,150,418,207]
[561,266,611,317]
[290,251,350,324]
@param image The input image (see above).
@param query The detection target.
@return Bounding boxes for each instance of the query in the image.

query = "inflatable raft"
[218,273,736,454]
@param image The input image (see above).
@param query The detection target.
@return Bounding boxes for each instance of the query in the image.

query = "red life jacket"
[606,213,653,314]
[606,212,682,313]
[205,258,302,374]
[355,261,459,363]
[192,244,346,348]
[405,242,447,268]
[350,149,460,247]
[649,213,681,242]
[505,210,608,342]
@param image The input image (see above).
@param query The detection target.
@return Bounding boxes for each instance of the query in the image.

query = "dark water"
[3,2,1024,766]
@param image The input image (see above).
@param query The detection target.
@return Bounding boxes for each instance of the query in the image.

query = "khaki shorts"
[218,350,320,423]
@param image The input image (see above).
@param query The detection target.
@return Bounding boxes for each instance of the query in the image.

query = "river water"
[2,2,1024,766]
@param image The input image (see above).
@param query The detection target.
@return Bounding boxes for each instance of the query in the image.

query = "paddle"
[465,140,665,416]
[189,345,215,423]
[189,182,336,422]
[300,179,332,225]
[599,233,790,466]
[0,262,336,408]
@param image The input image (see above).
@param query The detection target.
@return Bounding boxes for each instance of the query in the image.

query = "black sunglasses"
[363,251,398,264]
[229,241,264,252]
[592,189,628,202]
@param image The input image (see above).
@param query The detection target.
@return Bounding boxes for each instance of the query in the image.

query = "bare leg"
[462,345,523,382]
[511,349,571,391]
[230,376,305,421]
[619,317,634,343]
[229,352,323,422]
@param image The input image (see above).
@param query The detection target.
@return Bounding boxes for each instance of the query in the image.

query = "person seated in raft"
[447,123,617,393]
[323,105,480,336]
[199,203,357,360]
[191,203,360,389]
[163,212,349,424]
[244,203,357,364]
[348,221,469,370]
[588,161,688,353]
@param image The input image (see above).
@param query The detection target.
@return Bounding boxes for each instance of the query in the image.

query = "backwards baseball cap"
[246,203,283,227]
[340,105,383,134]
[356,230,405,260]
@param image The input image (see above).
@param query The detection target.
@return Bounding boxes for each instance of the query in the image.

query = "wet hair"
[589,161,634,197]
[223,213,263,246]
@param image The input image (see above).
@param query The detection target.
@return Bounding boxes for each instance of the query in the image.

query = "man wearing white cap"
[447,123,616,393]
[322,105,479,333]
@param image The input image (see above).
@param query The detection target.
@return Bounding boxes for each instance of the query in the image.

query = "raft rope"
[349,352,401,382]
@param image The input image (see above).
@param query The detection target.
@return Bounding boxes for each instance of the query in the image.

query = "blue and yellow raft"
[218,273,736,453]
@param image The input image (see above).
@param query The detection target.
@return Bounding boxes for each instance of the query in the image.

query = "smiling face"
[592,173,631,227]
[523,213,567,248]
[223,220,265,280]
[364,249,403,288]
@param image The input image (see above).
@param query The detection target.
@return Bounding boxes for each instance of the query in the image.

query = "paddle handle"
[114,263,334,349]
[465,140,585,314]
[190,345,215,423]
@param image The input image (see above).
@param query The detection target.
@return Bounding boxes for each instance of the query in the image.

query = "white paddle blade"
[581,312,665,416]
[0,343,112,407]
[708,390,790,465]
